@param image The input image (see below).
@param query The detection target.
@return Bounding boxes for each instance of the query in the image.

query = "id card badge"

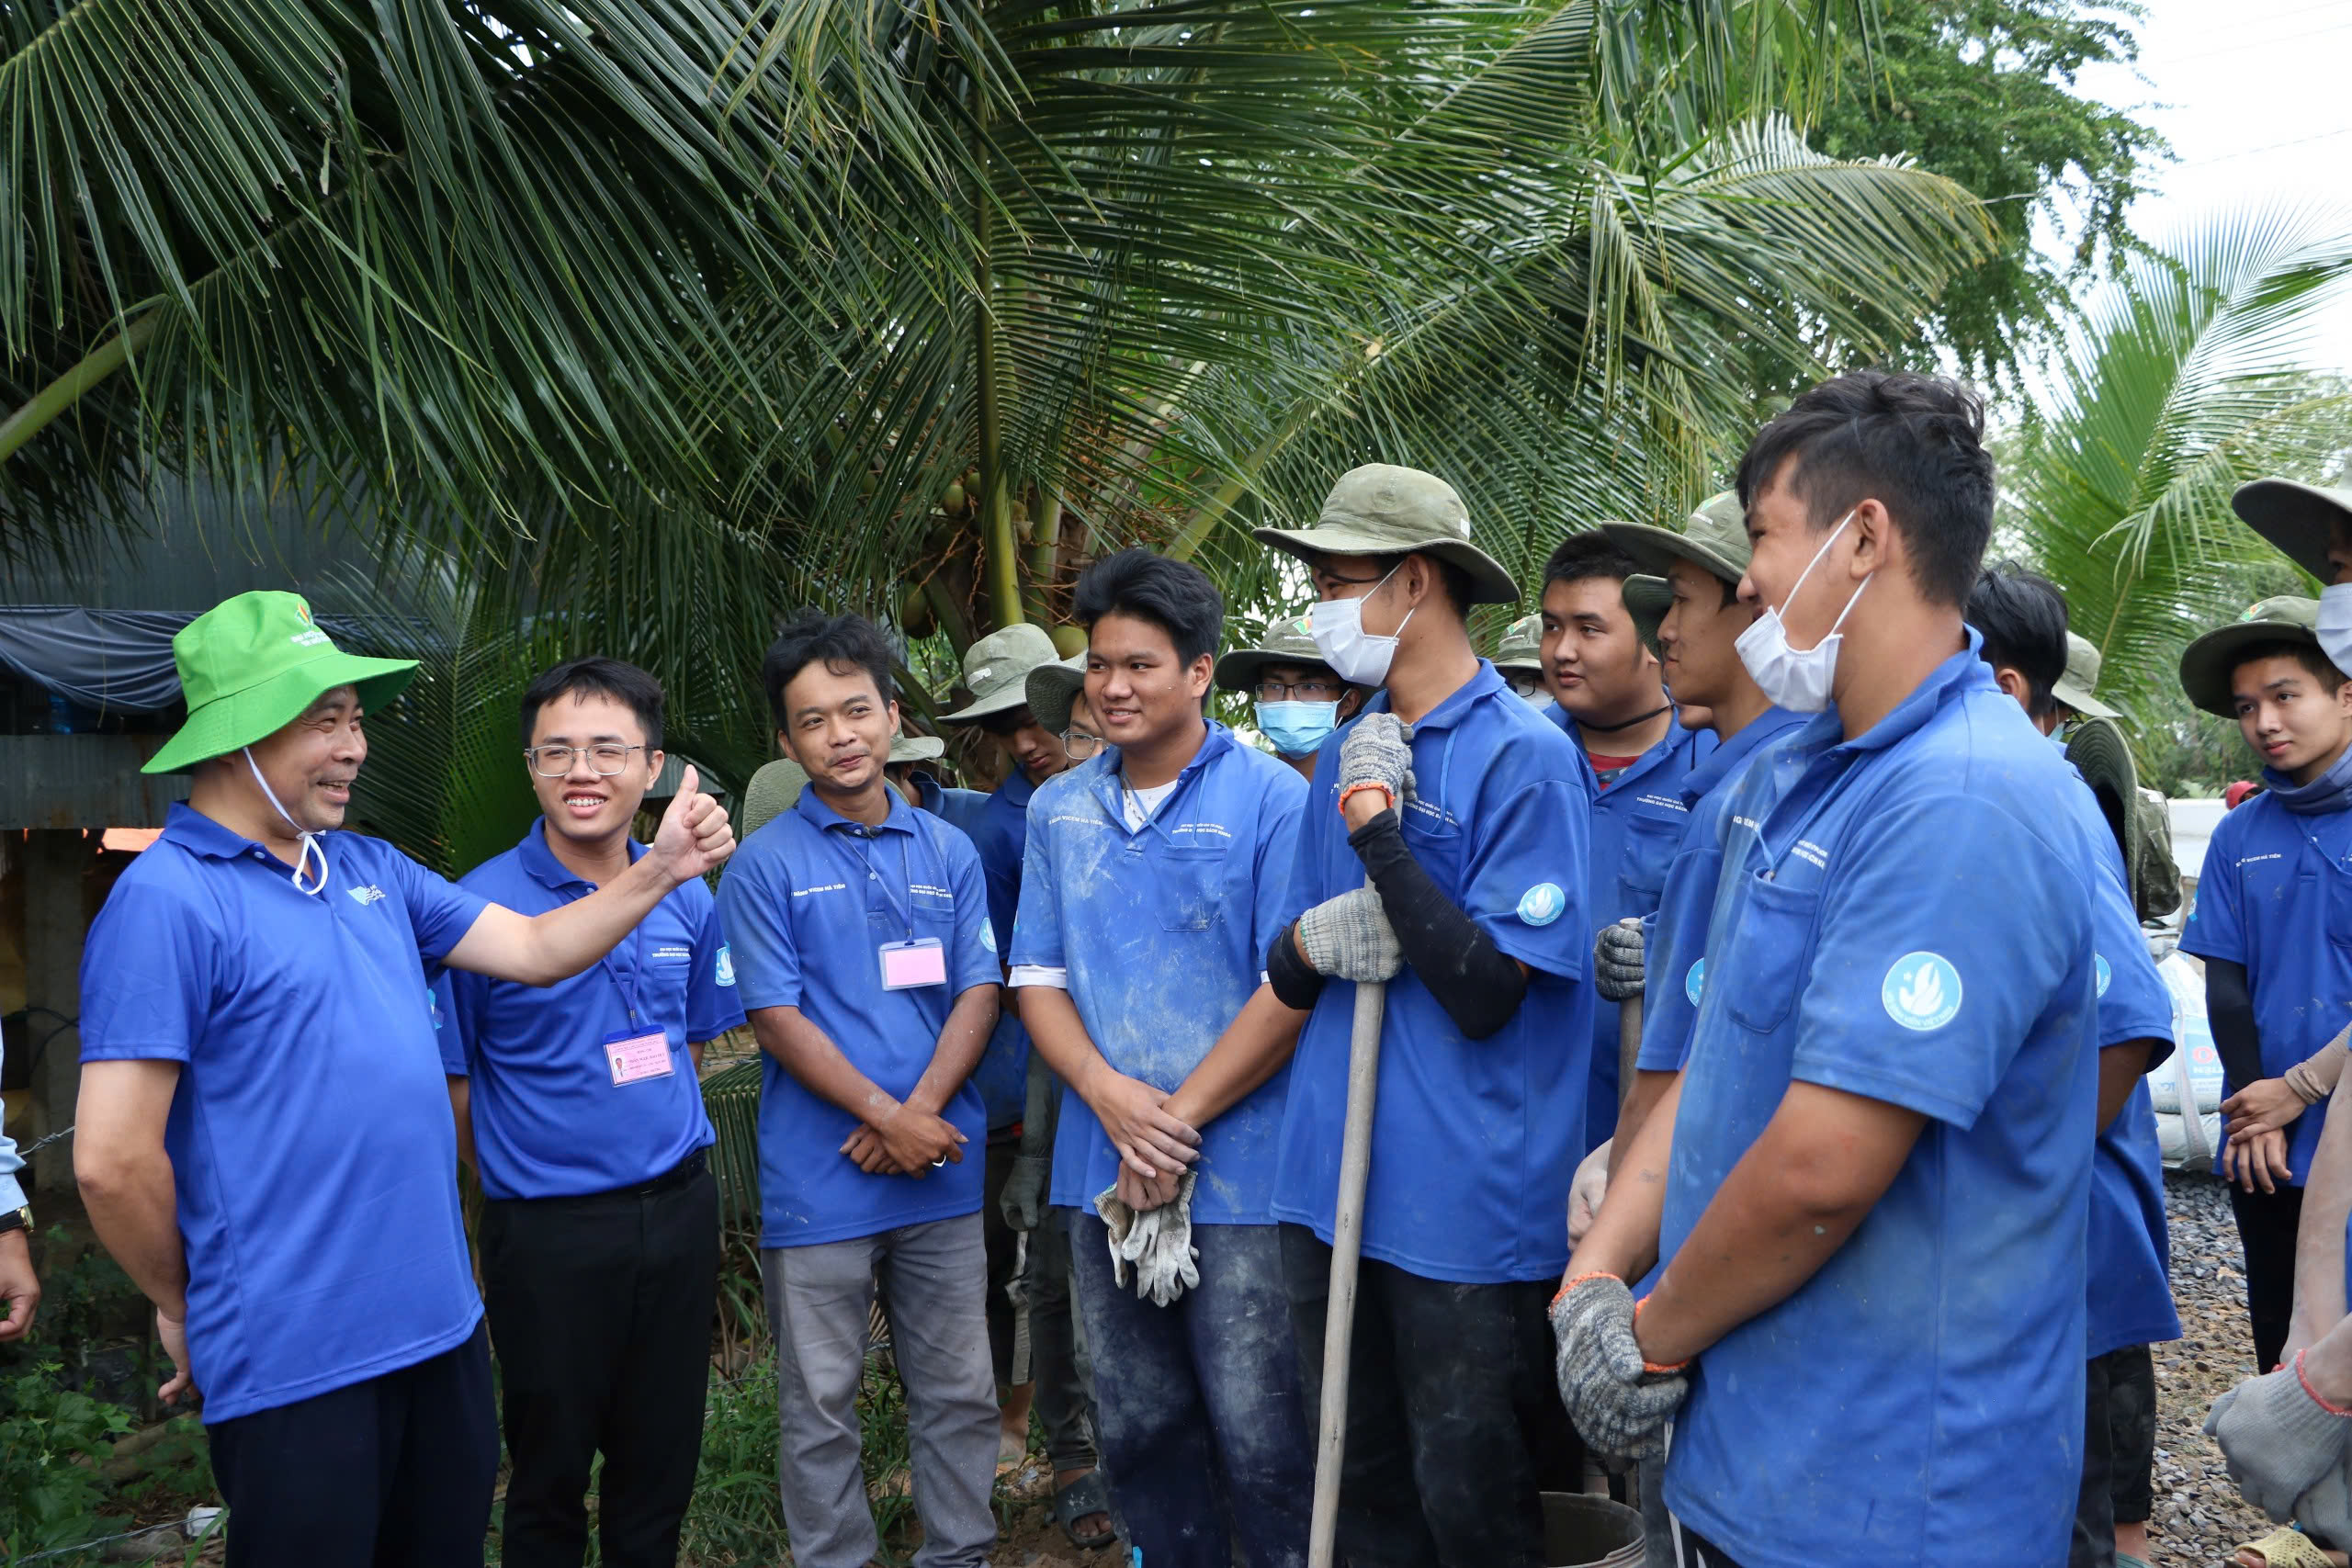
[605,1029,675,1087]
[878,937,948,990]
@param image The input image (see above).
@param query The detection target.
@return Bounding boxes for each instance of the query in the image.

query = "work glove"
[1595,919,1645,1003]
[1338,713,1415,808]
[1551,1273,1687,1461]
[1000,1153,1052,1233]
[1567,1140,1611,1246]
[2205,1351,2352,1523]
[2295,1451,2352,1551]
[1295,887,1402,983]
[1094,1171,1201,1308]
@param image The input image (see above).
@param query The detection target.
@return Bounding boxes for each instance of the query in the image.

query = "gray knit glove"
[1551,1274,1687,1461]
[1296,886,1402,982]
[2206,1353,2352,1522]
[1000,1154,1051,1233]
[1338,713,1415,807]
[1595,919,1645,1002]
[2296,1454,2352,1551]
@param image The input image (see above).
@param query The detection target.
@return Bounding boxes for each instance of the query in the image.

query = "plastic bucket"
[1539,1491,1645,1568]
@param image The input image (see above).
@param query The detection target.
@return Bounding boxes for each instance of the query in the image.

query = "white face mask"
[1734,511,1871,714]
[2319,582,2352,675]
[1310,563,1417,687]
[244,747,331,896]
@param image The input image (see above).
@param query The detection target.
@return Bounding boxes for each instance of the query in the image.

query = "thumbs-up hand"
[652,763,736,883]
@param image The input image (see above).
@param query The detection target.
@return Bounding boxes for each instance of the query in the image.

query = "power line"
[2174,126,2352,168]
[2140,18,2352,64]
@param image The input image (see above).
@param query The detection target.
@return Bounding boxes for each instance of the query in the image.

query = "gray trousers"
[762,1213,1000,1568]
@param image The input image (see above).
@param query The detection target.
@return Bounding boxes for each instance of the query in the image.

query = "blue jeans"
[1067,1210,1314,1568]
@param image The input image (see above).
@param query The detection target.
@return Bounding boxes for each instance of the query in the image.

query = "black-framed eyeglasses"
[526,743,646,777]
[1063,729,1103,761]
[1254,678,1346,704]
[1503,671,1544,697]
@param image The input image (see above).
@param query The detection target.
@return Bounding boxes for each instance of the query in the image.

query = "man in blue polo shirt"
[1010,548,1313,1566]
[436,656,744,1568]
[1202,465,1596,1566]
[72,592,734,1568]
[718,613,1003,1568]
[1558,372,2106,1568]
[1539,532,1714,1152]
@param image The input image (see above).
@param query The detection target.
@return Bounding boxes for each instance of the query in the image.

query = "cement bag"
[2152,951,2223,1169]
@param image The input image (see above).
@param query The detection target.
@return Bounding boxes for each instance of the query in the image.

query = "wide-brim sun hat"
[1214,612,1334,693]
[2051,632,2120,721]
[941,622,1063,724]
[2063,716,2144,907]
[1254,464,1520,606]
[144,591,419,775]
[1025,652,1089,737]
[1599,491,1749,591]
[1621,574,1670,660]
[1490,612,1544,673]
[888,733,945,765]
[2178,595,2323,718]
[741,757,812,838]
[2233,478,2352,585]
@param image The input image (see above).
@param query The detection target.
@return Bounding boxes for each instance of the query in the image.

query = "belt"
[618,1146,707,1198]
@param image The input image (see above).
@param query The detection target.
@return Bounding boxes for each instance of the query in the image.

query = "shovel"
[1307,976,1386,1568]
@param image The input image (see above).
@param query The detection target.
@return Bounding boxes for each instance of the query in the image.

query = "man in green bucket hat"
[1214,615,1371,780]
[72,591,734,1568]
[1487,612,1551,705]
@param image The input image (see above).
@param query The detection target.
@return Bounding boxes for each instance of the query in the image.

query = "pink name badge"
[878,938,948,990]
[605,1030,675,1087]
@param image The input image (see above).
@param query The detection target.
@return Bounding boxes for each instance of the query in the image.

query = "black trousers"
[2072,1343,2162,1568]
[1278,1224,1581,1568]
[481,1156,721,1568]
[2228,1179,2304,1373]
[208,1320,497,1568]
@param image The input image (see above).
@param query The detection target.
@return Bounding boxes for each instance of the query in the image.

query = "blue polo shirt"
[1634,708,1808,1076]
[78,803,491,1424]
[1657,643,2102,1568]
[718,789,1000,1247]
[969,770,1037,950]
[1009,724,1306,1223]
[435,823,742,1201]
[2179,789,2352,1187]
[909,772,1028,1132]
[1272,662,1597,1284]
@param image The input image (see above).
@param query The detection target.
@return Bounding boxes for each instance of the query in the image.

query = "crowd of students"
[3,366,2350,1568]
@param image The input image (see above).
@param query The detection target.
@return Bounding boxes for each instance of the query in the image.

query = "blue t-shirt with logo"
[78,804,491,1423]
[1272,662,1597,1284]
[718,789,1000,1247]
[435,823,742,1201]
[1657,643,2101,1568]
[1009,724,1306,1223]
[2179,792,2352,1187]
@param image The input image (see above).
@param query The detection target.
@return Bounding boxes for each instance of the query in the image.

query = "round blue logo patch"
[1684,958,1706,1007]
[1882,952,1962,1032]
[715,944,736,988]
[1517,882,1566,926]
[2095,953,2111,998]
[979,920,999,955]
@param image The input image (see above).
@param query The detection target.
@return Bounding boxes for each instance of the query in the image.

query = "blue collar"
[1679,706,1805,805]
[1090,722,1235,826]
[1365,660,1511,733]
[516,818,646,891]
[160,800,274,861]
[1788,628,1993,761]
[996,768,1038,810]
[2263,744,2352,816]
[793,785,918,837]
[911,771,947,815]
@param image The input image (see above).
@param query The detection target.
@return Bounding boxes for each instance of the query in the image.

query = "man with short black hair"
[1560,372,2107,1566]
[436,656,744,1568]
[721,614,1004,1568]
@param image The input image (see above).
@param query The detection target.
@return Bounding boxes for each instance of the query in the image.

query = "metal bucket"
[1539,1491,1645,1568]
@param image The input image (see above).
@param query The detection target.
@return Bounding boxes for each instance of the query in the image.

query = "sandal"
[1052,1470,1118,1551]
[2236,1526,2337,1568]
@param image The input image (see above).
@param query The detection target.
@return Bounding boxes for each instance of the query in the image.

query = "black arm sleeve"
[1267,922,1328,1011]
[2206,958,2263,1089]
[1349,810,1529,1039]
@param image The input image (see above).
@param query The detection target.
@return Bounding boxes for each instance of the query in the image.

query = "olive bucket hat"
[1024,651,1090,738]
[1215,613,1334,693]
[940,622,1061,724]
[1255,465,1520,605]
[143,591,418,775]
[1490,613,1545,675]
[2051,633,2120,721]
[1620,574,1671,660]
[1600,491,1750,590]
[2178,595,2324,718]
[2233,478,2352,584]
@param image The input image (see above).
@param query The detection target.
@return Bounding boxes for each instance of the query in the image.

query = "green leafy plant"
[0,1359,135,1555]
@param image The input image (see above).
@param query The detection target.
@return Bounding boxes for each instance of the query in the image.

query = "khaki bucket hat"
[2178,595,2325,717]
[2233,478,2352,584]
[144,591,418,775]
[2051,633,2120,720]
[940,623,1061,724]
[1214,612,1339,693]
[1255,465,1520,606]
[889,733,945,765]
[1490,613,1544,674]
[1600,491,1749,590]
[1024,652,1090,738]
[741,757,811,838]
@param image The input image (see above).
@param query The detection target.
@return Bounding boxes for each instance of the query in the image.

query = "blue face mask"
[1257,700,1341,759]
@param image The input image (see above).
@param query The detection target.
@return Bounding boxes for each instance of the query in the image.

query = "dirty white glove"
[1568,1140,1611,1245]
[1338,713,1415,807]
[1296,886,1402,982]
[1094,1170,1201,1308]
[1595,919,1645,1003]
[2206,1351,2352,1522]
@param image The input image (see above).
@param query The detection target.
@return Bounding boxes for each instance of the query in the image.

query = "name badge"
[878,937,948,990]
[605,1029,674,1086]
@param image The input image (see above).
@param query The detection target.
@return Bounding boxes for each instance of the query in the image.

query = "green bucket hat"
[888,733,945,765]
[1255,465,1519,606]
[1025,652,1089,738]
[2233,478,2352,584]
[1599,491,1749,590]
[739,757,810,839]
[2052,633,2120,720]
[2178,595,2325,717]
[940,623,1061,724]
[143,591,418,775]
[1214,612,1338,693]
[1621,574,1670,660]
[2062,715,2180,923]
[1490,613,1544,674]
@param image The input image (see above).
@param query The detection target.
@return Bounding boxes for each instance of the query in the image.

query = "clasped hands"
[841,1098,966,1178]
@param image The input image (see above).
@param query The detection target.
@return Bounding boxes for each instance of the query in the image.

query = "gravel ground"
[2152,1169,2275,1568]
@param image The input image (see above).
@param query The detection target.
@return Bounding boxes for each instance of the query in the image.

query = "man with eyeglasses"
[1489,612,1552,705]
[1214,617,1369,780]
[435,656,744,1568]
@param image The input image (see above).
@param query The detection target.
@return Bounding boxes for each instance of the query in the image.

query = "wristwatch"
[0,1205,30,1237]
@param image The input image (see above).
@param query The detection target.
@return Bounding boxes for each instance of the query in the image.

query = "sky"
[2064,0,2352,374]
